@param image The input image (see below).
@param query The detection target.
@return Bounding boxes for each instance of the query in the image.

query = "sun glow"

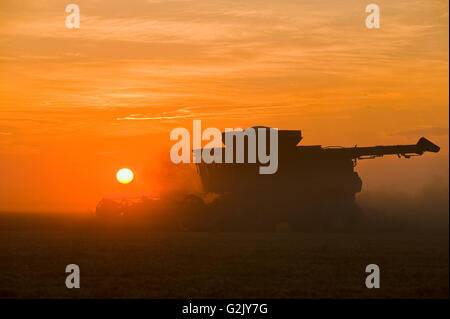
[116,168,134,184]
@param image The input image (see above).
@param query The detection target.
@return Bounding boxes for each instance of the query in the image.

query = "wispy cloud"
[390,127,449,138]
[0,0,448,139]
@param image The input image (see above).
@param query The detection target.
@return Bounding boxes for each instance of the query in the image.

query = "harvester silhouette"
[96,127,440,231]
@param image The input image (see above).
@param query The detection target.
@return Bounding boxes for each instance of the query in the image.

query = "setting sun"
[116,168,134,184]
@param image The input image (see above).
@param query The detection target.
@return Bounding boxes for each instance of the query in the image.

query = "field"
[0,217,448,298]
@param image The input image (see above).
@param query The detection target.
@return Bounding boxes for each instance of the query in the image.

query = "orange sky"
[0,0,448,212]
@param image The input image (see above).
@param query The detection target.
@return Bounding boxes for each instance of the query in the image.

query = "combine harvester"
[97,127,440,231]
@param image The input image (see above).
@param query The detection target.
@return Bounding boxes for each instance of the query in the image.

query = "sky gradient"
[0,0,448,212]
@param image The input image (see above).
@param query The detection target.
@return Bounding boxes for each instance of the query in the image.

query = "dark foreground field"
[0,218,448,298]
